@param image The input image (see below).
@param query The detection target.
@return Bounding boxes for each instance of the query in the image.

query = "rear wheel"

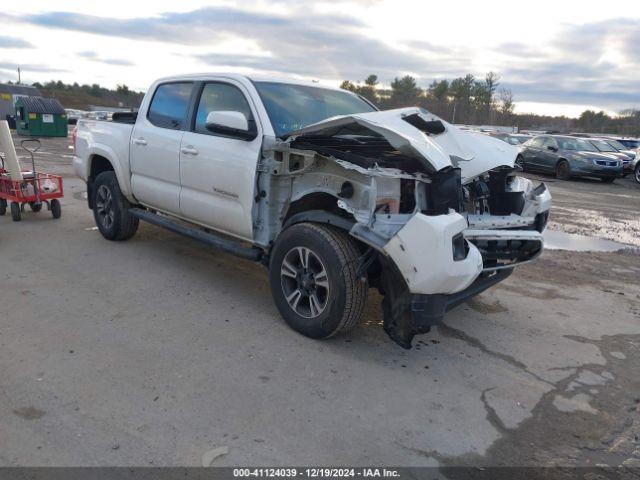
[10,202,21,222]
[635,164,640,184]
[268,223,367,340]
[555,160,571,180]
[92,171,139,240]
[50,199,61,218]
[0,199,6,216]
[515,155,525,171]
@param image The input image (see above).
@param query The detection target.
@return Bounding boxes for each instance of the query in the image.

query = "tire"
[635,164,640,184]
[50,199,61,218]
[268,222,367,340]
[0,199,6,216]
[555,160,571,180]
[10,202,21,222]
[29,202,42,212]
[515,155,525,171]
[92,171,139,241]
[600,177,615,183]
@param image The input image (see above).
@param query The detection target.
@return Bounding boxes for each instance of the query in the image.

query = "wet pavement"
[543,230,631,252]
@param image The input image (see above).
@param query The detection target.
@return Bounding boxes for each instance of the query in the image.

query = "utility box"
[15,96,67,137]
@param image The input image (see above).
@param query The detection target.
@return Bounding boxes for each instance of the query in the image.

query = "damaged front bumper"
[390,268,514,348]
[373,178,551,348]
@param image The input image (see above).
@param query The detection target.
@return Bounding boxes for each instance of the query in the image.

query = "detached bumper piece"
[378,253,513,349]
[410,268,513,335]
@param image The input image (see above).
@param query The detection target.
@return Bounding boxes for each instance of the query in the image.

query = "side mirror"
[205,111,256,140]
[547,145,558,152]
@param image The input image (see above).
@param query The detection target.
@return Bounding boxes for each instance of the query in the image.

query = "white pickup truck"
[74,73,551,348]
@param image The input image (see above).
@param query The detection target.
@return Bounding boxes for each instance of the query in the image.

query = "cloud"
[2,7,465,82]
[495,19,640,110]
[77,50,133,66]
[3,7,639,111]
[0,35,33,49]
[0,61,68,73]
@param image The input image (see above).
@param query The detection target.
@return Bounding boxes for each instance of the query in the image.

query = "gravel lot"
[1,134,639,471]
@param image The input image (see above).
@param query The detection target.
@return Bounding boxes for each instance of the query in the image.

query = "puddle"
[543,230,629,252]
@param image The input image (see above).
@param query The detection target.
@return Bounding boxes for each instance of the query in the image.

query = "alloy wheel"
[280,246,330,318]
[95,184,115,230]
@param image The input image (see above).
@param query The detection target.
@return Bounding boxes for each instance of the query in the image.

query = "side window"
[194,82,254,135]
[147,82,193,130]
[542,137,557,149]
[529,137,544,148]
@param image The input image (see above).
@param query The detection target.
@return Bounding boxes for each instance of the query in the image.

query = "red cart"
[0,138,63,222]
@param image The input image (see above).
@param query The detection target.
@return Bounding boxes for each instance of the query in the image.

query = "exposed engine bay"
[253,107,552,348]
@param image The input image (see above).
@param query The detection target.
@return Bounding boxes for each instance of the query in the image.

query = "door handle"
[133,137,147,146]
[181,146,199,156]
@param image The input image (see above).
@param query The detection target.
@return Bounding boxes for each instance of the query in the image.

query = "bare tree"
[498,87,515,122]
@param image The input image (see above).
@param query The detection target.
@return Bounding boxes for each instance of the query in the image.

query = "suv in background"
[517,135,622,182]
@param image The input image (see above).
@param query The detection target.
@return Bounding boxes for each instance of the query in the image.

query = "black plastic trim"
[130,208,263,261]
[410,268,514,326]
[282,210,355,232]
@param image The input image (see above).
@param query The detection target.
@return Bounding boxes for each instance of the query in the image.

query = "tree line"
[25,80,144,109]
[8,76,639,136]
[340,74,640,136]
[341,72,514,126]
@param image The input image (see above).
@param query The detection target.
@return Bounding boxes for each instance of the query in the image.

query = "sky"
[0,0,638,118]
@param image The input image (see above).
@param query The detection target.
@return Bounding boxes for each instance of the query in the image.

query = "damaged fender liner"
[380,258,513,349]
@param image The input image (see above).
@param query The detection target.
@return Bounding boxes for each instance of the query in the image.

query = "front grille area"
[595,160,618,167]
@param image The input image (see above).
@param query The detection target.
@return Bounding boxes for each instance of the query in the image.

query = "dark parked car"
[615,138,639,150]
[517,135,622,182]
[587,138,633,176]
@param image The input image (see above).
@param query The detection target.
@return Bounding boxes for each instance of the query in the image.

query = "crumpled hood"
[287,107,517,181]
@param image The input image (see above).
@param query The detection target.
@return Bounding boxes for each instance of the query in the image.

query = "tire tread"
[303,223,367,337]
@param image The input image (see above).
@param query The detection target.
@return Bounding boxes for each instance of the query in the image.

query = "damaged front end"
[256,108,551,348]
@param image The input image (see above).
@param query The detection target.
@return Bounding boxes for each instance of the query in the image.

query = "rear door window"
[147,82,193,130]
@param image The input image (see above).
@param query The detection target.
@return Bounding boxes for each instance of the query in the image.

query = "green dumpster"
[15,96,68,137]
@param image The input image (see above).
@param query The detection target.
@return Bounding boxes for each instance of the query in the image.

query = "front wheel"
[268,223,367,340]
[92,171,139,240]
[555,160,571,180]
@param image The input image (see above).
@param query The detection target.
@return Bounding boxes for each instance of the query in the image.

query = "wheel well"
[556,158,568,167]
[87,155,114,208]
[284,192,347,224]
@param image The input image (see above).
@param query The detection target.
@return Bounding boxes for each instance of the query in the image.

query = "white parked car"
[73,74,551,348]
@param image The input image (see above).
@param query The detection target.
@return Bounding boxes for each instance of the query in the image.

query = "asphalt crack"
[437,323,552,386]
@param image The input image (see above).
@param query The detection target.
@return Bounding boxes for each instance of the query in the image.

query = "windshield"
[556,137,598,152]
[254,82,377,137]
[605,139,627,150]
[590,139,616,152]
[619,139,640,149]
